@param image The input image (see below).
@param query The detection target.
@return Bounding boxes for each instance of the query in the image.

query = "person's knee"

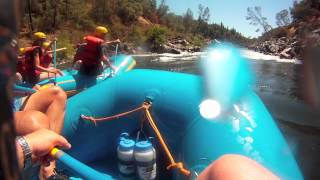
[50,86,67,102]
[198,154,240,179]
[198,154,279,180]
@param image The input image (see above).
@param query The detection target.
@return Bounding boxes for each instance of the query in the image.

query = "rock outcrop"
[250,15,320,60]
[250,36,301,59]
[159,37,201,54]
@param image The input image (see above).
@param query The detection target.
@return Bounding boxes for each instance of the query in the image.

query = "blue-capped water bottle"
[134,140,156,180]
[117,133,136,180]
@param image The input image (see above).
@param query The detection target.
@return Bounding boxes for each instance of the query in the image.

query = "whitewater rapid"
[132,49,301,64]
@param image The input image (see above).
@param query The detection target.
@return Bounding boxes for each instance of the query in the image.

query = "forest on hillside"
[20,0,250,58]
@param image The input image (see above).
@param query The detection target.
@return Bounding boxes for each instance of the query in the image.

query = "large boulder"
[280,47,292,59]
[161,44,182,54]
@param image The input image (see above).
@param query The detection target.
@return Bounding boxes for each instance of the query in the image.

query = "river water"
[134,50,320,180]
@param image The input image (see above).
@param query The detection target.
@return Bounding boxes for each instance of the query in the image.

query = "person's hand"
[51,69,64,76]
[56,69,64,76]
[115,39,121,43]
[24,129,71,165]
[32,85,41,91]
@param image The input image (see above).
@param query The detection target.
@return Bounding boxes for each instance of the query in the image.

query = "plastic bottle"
[117,133,136,179]
[134,140,156,180]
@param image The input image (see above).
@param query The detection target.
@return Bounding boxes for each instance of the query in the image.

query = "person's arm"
[15,129,71,169]
[34,50,63,76]
[99,45,116,71]
[101,55,113,68]
[103,39,121,45]
[34,50,52,73]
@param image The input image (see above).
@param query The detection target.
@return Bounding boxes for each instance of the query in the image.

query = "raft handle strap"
[144,102,191,177]
[81,105,145,125]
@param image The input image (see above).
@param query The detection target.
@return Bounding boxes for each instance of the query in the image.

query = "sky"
[157,0,296,38]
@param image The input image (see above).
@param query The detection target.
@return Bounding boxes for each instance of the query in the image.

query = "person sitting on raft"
[40,41,63,73]
[1,37,69,179]
[73,26,120,76]
[13,84,67,179]
[23,32,63,84]
[13,66,67,179]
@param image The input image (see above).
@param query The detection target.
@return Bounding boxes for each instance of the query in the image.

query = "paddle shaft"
[114,44,118,65]
[50,148,112,180]
[47,47,67,54]
[53,40,57,85]
[14,85,36,96]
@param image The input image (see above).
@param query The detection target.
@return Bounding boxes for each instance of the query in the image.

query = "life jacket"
[24,46,42,77]
[16,56,26,76]
[40,53,52,68]
[74,35,104,65]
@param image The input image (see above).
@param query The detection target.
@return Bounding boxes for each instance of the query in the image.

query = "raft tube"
[62,69,303,180]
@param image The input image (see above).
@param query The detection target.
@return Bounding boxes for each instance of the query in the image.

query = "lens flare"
[199,99,221,119]
[208,49,231,61]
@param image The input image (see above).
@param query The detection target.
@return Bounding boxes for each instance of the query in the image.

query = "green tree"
[276,9,291,27]
[157,0,169,23]
[199,6,210,23]
[90,0,116,23]
[142,0,157,20]
[246,6,272,33]
[197,4,211,36]
[146,25,167,51]
[183,8,194,32]
[118,0,144,23]
[291,0,320,21]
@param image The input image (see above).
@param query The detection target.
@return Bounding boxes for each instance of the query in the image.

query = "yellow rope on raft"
[80,101,191,178]
[144,104,191,177]
[81,105,146,125]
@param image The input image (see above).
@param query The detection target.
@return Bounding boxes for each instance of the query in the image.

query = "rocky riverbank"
[122,36,204,55]
[250,36,302,59]
[249,15,320,60]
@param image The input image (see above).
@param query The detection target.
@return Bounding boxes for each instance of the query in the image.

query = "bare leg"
[23,86,67,133]
[197,154,279,180]
[22,86,67,179]
[14,110,50,135]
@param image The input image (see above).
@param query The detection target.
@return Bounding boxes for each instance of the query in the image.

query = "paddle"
[111,44,119,76]
[115,44,118,59]
[47,47,67,54]
[50,148,113,180]
[53,39,57,85]
[13,85,36,96]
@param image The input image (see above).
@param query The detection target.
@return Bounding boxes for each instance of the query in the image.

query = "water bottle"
[117,133,136,179]
[134,140,156,180]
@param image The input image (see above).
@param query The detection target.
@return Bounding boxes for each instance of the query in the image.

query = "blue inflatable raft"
[60,69,303,180]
